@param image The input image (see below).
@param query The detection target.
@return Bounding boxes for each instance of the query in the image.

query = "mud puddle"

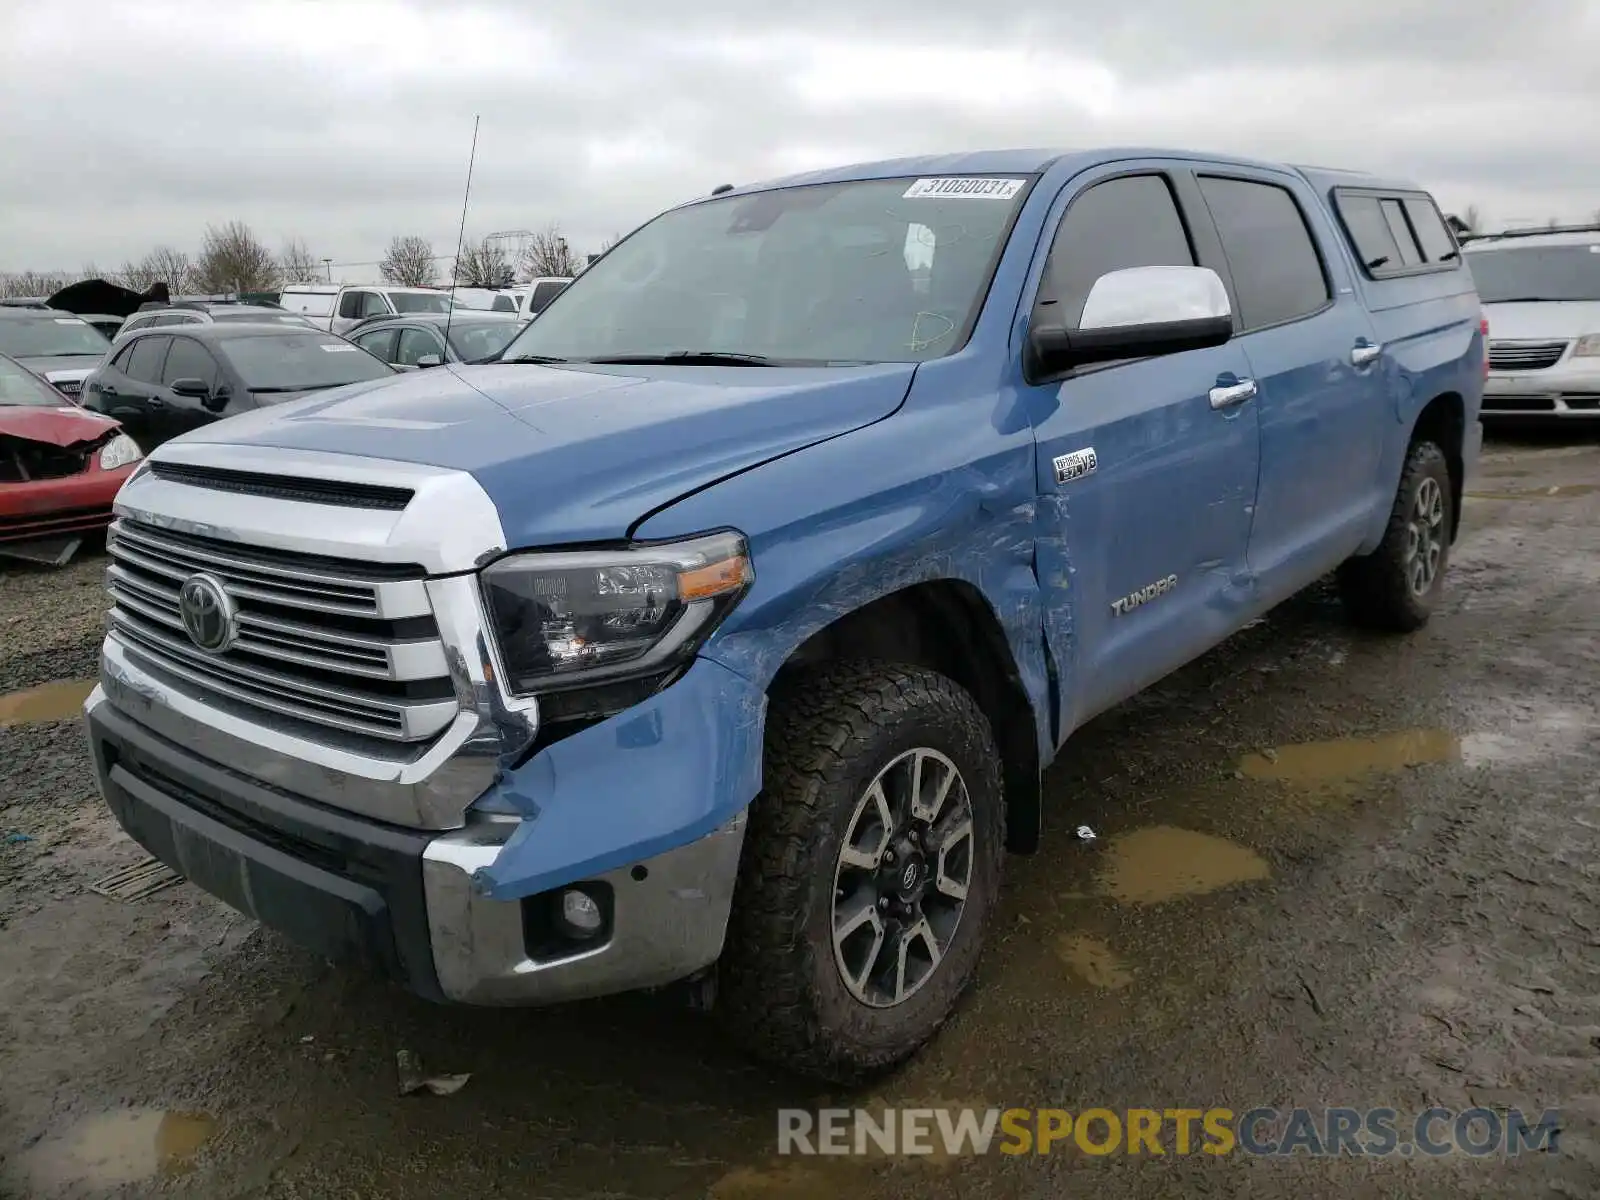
[0,678,96,727]
[1055,934,1135,989]
[1089,826,1271,904]
[1466,483,1598,501]
[1239,729,1460,784]
[1240,711,1595,788]
[19,1109,215,1191]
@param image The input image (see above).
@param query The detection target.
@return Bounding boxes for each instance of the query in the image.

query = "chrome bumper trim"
[99,572,536,829]
[422,812,747,1004]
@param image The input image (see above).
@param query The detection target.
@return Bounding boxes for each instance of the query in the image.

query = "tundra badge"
[1053,447,1098,484]
[1111,574,1178,616]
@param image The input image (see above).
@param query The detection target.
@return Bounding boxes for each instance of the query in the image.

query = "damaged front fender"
[469,656,765,901]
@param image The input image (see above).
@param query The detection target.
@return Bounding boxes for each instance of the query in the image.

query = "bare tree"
[519,223,581,279]
[194,221,280,293]
[381,236,437,286]
[0,270,68,298]
[279,238,321,284]
[119,246,195,294]
[454,238,514,288]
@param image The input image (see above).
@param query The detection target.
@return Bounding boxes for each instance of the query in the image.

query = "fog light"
[557,888,603,938]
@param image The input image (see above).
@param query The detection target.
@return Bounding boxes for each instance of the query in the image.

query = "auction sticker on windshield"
[903,177,1025,200]
[320,344,359,352]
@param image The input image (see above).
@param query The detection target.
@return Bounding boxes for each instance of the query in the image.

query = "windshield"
[217,334,397,391]
[0,355,69,406]
[0,316,112,359]
[390,292,451,314]
[500,175,1031,364]
[1466,244,1600,303]
[446,320,521,361]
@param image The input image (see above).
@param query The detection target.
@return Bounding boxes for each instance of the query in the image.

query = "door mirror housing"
[169,377,211,398]
[415,354,443,369]
[1028,265,1233,375]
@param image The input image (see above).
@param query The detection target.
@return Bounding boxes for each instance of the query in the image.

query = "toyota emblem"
[177,573,236,653]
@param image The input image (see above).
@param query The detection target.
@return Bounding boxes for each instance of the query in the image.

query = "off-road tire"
[719,660,1005,1083]
[1338,439,1454,632]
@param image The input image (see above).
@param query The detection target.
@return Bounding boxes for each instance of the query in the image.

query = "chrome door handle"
[1209,378,1258,409]
[1351,342,1382,367]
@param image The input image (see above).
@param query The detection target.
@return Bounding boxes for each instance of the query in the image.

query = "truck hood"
[174,361,916,544]
[1480,301,1600,342]
[0,403,120,448]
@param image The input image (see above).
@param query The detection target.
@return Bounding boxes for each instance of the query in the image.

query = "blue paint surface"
[475,656,765,899]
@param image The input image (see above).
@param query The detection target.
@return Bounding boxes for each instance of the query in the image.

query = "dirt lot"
[1,430,1596,1200]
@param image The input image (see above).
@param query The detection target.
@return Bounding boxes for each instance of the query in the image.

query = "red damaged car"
[0,352,143,565]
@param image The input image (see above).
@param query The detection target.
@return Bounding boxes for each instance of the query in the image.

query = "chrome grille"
[1487,340,1567,371]
[106,518,458,742]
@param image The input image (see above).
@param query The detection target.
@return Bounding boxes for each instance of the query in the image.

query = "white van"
[516,277,572,322]
[279,284,452,336]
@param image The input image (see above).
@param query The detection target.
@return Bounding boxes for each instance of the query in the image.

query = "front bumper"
[1482,363,1600,417]
[0,464,133,544]
[87,685,750,1005]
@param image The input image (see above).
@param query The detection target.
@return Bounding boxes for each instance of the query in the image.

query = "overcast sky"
[3,0,1598,280]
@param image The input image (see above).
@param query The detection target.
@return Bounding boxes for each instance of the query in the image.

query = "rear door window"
[124,335,171,383]
[1198,176,1331,331]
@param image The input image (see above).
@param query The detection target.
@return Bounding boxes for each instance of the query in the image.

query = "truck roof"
[1291,164,1427,195]
[727,147,1421,197]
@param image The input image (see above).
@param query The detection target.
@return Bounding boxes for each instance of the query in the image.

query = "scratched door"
[1019,165,1264,735]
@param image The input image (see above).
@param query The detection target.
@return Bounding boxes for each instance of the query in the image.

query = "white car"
[279,284,452,336]
[1463,225,1600,421]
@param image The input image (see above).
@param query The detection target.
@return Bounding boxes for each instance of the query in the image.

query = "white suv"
[279,285,452,336]
[1463,225,1600,421]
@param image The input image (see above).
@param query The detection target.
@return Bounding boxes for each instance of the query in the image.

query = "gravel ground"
[0,432,1596,1199]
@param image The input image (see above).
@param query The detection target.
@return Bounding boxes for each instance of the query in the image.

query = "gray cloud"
[3,0,1597,277]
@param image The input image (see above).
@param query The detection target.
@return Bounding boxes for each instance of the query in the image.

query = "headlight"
[99,433,144,471]
[480,530,752,695]
[1573,334,1600,357]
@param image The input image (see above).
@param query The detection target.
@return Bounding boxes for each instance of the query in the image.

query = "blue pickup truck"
[86,147,1483,1082]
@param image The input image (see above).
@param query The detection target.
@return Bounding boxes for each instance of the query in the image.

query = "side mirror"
[169,377,211,398]
[202,384,232,412]
[416,354,443,369]
[1028,265,1233,376]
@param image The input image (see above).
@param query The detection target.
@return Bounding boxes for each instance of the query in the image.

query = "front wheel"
[719,661,1005,1083]
[1338,439,1454,632]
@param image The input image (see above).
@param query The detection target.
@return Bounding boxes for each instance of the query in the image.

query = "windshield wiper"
[585,351,776,367]
[500,354,574,365]
[1482,296,1563,303]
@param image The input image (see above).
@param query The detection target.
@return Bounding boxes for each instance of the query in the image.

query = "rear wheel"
[1338,439,1453,632]
[719,661,1004,1083]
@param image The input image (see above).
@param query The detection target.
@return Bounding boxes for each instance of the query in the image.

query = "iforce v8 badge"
[1053,448,1098,485]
